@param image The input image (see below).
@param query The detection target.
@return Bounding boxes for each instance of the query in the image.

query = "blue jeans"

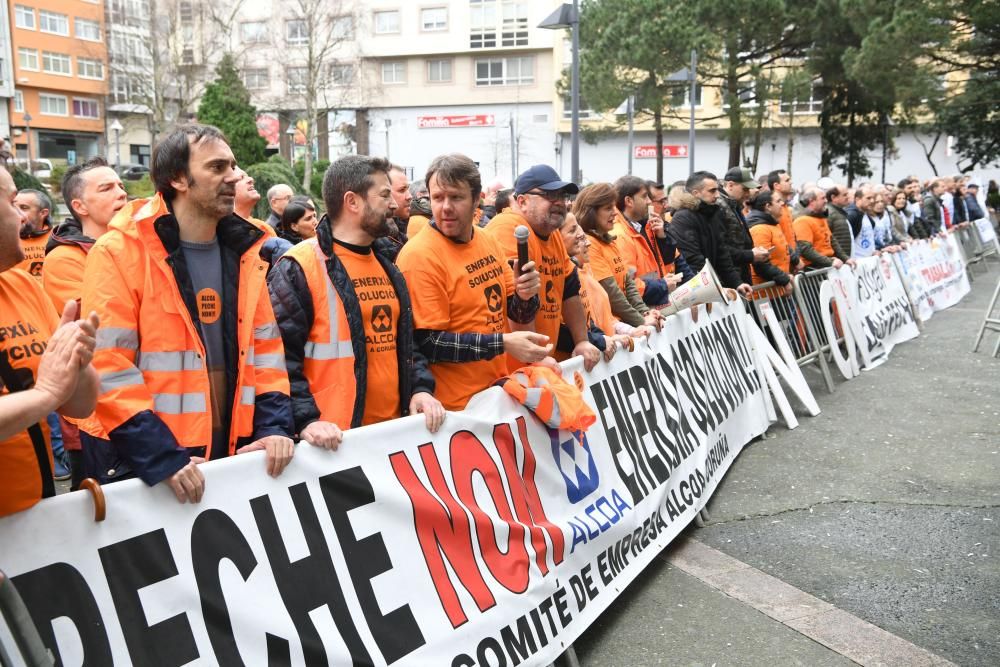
[46,412,64,458]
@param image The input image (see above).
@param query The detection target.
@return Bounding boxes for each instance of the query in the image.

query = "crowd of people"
[0,122,996,516]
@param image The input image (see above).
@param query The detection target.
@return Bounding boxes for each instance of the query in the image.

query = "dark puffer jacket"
[267,217,435,432]
[718,190,754,285]
[667,197,744,288]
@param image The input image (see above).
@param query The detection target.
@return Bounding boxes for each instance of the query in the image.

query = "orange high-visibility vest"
[612,213,668,296]
[497,365,596,433]
[81,194,289,456]
[280,238,358,428]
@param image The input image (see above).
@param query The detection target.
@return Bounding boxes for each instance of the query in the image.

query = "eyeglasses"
[524,190,571,203]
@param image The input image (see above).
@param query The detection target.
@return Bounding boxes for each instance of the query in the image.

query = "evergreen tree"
[197,54,267,166]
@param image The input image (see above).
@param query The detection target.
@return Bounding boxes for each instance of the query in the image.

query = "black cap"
[514,165,579,195]
[723,166,757,188]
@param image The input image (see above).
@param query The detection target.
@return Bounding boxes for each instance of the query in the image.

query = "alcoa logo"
[549,427,600,503]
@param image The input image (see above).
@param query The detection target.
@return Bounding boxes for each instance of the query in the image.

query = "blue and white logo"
[549,428,600,503]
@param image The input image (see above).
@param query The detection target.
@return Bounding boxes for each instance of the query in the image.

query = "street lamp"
[666,51,698,176]
[23,112,33,175]
[539,2,580,184]
[285,123,297,162]
[109,118,123,169]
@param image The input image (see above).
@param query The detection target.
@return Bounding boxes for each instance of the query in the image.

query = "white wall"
[366,103,556,187]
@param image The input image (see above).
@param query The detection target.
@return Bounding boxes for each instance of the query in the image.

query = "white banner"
[849,256,921,361]
[0,301,770,666]
[974,217,996,243]
[891,234,970,322]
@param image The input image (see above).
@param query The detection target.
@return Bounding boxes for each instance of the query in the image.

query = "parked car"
[15,159,53,179]
[116,163,150,181]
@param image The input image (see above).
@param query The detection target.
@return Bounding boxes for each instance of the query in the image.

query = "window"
[474,56,533,86]
[668,83,703,108]
[287,66,307,93]
[18,48,38,71]
[471,0,527,48]
[331,15,353,40]
[381,61,406,84]
[721,80,759,109]
[286,19,308,45]
[14,5,34,29]
[374,10,400,34]
[39,93,68,116]
[78,57,104,79]
[328,63,353,86]
[422,7,447,31]
[38,10,69,35]
[73,98,100,119]
[42,52,72,76]
[241,21,267,43]
[243,68,269,90]
[780,83,823,114]
[14,91,23,113]
[75,18,101,41]
[427,58,452,82]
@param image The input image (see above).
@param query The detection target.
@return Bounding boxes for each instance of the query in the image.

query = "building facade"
[105,0,154,167]
[9,0,108,164]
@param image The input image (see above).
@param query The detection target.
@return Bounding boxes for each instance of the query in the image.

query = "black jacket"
[46,216,94,254]
[746,210,791,286]
[667,199,744,288]
[268,217,435,432]
[718,191,754,285]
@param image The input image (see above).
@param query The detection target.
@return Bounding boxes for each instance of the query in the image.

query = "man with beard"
[397,154,548,411]
[43,157,128,487]
[13,188,53,280]
[486,164,600,371]
[268,156,444,448]
[81,124,295,502]
[793,187,852,269]
[668,171,752,297]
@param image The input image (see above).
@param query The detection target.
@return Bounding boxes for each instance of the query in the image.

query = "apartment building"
[0,4,13,143]
[105,0,154,166]
[9,0,108,164]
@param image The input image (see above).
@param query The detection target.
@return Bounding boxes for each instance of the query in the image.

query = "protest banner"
[0,301,771,666]
[849,256,921,361]
[892,235,971,323]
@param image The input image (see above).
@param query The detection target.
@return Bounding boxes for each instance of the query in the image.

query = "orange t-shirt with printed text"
[793,214,835,266]
[0,269,58,516]
[333,242,401,426]
[15,231,50,281]
[398,225,515,410]
[485,210,576,345]
[588,234,629,290]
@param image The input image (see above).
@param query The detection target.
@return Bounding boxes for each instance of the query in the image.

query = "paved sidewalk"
[574,264,999,666]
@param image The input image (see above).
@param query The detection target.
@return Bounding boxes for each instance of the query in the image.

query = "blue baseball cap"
[514,165,579,195]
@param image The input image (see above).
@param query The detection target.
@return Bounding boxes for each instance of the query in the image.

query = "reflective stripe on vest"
[303,243,354,361]
[252,352,287,372]
[152,392,207,415]
[99,367,144,393]
[96,327,139,350]
[240,386,256,406]
[254,322,281,340]
[137,350,203,372]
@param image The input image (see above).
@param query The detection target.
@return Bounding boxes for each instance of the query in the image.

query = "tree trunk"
[847,111,856,186]
[786,110,796,175]
[654,108,664,184]
[749,104,765,172]
[726,51,742,169]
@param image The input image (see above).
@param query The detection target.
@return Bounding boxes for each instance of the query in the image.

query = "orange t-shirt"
[333,242,400,426]
[793,215,835,266]
[777,206,796,251]
[15,230,51,281]
[407,215,430,239]
[42,244,87,313]
[484,210,576,345]
[588,234,628,290]
[397,225,515,410]
[0,269,58,517]
[579,263,616,335]
[748,222,791,283]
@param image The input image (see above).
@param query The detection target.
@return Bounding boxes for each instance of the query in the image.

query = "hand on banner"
[503,331,552,363]
[514,260,540,300]
[534,356,562,375]
[631,325,653,338]
[832,258,844,269]
[300,420,343,450]
[237,435,295,477]
[572,340,601,371]
[410,392,445,433]
[601,337,618,362]
[736,283,753,299]
[165,460,205,504]
[644,309,664,331]
[846,258,857,268]
[665,272,683,290]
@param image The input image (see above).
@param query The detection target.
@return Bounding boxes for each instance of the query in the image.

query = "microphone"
[514,225,531,275]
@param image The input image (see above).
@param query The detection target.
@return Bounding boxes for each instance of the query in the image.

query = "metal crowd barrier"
[972,276,1000,358]
[745,277,836,393]
[971,219,1000,263]
[956,224,988,274]
[0,570,53,667]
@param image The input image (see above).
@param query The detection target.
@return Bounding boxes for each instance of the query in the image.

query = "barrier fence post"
[972,277,1000,357]
[776,269,839,393]
[971,218,1000,263]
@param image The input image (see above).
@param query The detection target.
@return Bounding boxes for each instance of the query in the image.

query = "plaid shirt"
[416,294,538,363]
